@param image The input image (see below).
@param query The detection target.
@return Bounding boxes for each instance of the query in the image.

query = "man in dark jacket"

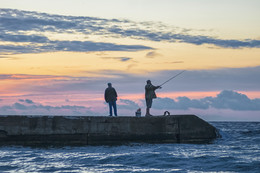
[145,80,161,116]
[104,83,118,116]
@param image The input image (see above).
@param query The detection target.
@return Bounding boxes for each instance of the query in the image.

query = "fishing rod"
[159,70,186,87]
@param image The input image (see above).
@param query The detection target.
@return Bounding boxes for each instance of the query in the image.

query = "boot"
[145,108,152,117]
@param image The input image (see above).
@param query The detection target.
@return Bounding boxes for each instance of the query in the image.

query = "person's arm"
[104,89,108,102]
[114,88,118,100]
[152,85,161,90]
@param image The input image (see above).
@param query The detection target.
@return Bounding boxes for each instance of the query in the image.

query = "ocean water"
[0,122,260,173]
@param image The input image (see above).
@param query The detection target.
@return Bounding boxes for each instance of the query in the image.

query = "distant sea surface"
[0,122,260,173]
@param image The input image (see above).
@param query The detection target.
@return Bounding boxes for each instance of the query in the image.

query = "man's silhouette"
[145,80,161,116]
[104,83,118,116]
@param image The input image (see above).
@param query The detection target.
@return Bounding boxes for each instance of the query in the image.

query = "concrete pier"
[0,115,218,145]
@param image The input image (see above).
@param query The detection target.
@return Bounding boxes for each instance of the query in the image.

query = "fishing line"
[159,70,186,87]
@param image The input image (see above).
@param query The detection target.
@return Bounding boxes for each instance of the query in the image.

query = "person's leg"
[145,108,150,116]
[108,101,113,116]
[112,100,117,116]
[145,99,149,116]
[150,99,153,115]
[145,99,152,116]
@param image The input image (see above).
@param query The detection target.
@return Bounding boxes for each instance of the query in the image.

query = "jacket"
[145,84,159,100]
[105,87,118,102]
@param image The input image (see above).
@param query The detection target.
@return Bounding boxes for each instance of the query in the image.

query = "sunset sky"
[0,0,260,121]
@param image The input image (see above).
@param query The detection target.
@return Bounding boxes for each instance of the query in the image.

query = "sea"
[0,122,260,173]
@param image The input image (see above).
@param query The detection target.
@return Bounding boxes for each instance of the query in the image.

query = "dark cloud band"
[0,8,259,55]
[0,39,152,54]
[1,66,259,93]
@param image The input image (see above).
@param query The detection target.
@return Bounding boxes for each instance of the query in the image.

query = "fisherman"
[104,83,118,116]
[145,80,161,116]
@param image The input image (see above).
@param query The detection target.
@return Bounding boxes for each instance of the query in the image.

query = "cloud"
[0,33,49,43]
[152,97,209,110]
[0,56,11,59]
[0,99,98,116]
[19,99,34,104]
[171,35,260,48]
[13,102,28,110]
[0,74,68,80]
[102,57,133,62]
[146,51,161,58]
[0,8,259,54]
[1,89,260,121]
[0,9,152,54]
[12,102,86,111]
[151,66,260,92]
[209,90,260,111]
[119,57,132,62]
[0,40,152,54]
[118,99,140,110]
[152,90,260,111]
[170,61,184,64]
[1,66,259,96]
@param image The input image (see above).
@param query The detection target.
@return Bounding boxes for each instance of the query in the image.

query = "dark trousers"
[108,101,117,116]
[145,98,153,108]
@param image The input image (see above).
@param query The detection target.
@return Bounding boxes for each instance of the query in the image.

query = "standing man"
[145,80,161,116]
[104,83,118,116]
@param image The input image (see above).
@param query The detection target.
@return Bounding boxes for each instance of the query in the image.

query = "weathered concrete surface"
[0,115,218,145]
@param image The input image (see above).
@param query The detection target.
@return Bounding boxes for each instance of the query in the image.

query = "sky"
[0,0,260,121]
